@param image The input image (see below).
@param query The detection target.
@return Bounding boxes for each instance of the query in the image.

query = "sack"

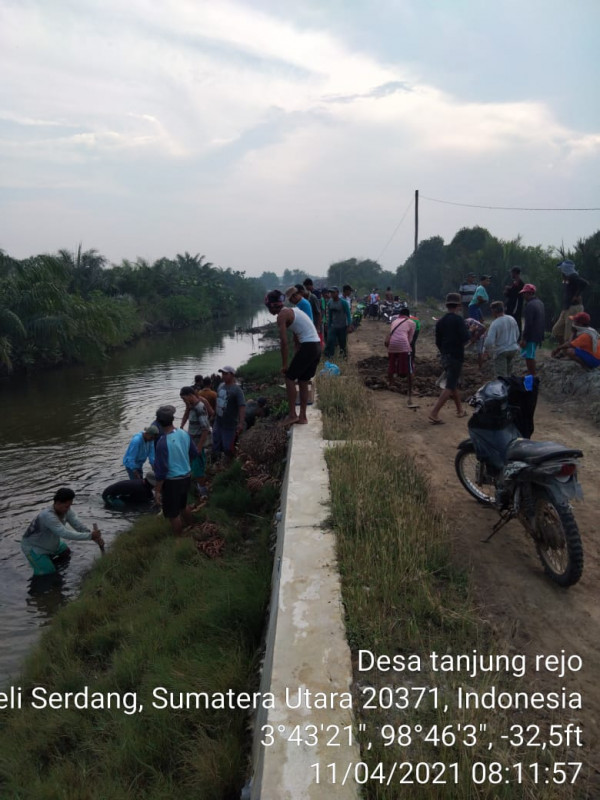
[320,361,340,376]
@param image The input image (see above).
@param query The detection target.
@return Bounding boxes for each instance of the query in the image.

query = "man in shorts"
[265,289,322,426]
[153,405,198,535]
[519,284,545,376]
[429,293,471,424]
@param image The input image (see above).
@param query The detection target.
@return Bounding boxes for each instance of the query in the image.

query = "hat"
[330,285,339,293]
[569,311,591,326]
[519,283,536,294]
[285,286,300,300]
[264,289,285,307]
[557,259,577,276]
[219,366,236,375]
[145,471,157,487]
[445,292,462,305]
[144,424,160,437]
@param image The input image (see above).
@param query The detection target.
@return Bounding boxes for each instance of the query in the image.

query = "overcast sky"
[1,0,599,276]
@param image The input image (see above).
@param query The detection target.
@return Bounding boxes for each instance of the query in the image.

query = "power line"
[377,198,414,261]
[420,194,600,212]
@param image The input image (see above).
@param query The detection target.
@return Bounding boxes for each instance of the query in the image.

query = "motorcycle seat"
[506,439,583,465]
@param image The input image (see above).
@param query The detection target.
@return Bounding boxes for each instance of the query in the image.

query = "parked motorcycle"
[455,378,584,587]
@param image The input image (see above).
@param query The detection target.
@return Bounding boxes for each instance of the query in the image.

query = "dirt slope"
[347,317,600,787]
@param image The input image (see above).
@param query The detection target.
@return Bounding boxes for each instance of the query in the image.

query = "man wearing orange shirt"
[551,312,600,369]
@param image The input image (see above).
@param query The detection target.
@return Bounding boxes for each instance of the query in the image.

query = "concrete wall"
[248,406,360,799]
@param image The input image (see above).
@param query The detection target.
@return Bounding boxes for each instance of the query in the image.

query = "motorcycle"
[455,378,584,587]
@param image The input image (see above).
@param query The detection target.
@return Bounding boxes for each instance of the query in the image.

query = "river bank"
[0,309,273,685]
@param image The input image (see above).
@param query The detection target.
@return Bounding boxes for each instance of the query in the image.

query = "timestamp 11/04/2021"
[310,761,583,787]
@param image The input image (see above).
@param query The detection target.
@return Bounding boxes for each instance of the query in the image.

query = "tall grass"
[0,512,273,799]
[317,370,582,800]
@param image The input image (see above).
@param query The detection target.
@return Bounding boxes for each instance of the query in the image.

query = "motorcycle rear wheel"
[533,488,583,587]
[455,444,496,505]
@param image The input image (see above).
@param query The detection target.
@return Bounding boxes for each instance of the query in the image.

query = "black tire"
[454,443,496,505]
[533,488,583,587]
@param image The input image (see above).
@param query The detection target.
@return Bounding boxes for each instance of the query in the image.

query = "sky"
[1,0,599,277]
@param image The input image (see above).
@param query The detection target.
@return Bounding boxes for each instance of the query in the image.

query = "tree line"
[259,227,600,328]
[0,247,264,374]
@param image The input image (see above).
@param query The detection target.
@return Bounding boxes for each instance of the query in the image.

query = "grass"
[0,469,279,799]
[316,368,583,800]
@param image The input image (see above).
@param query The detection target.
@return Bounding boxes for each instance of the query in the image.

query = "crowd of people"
[21,367,272,575]
[21,262,597,574]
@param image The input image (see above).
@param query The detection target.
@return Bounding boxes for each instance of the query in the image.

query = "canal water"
[0,309,272,684]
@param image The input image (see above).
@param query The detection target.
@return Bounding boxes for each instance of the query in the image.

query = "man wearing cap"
[122,426,159,480]
[286,285,313,320]
[429,293,471,423]
[519,284,545,376]
[503,266,525,335]
[153,406,198,535]
[467,275,491,321]
[552,312,600,369]
[212,367,246,461]
[265,289,321,426]
[551,259,590,345]
[325,286,352,360]
[459,273,478,318]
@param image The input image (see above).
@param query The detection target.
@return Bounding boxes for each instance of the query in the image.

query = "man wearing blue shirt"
[122,426,159,479]
[468,275,491,321]
[153,406,198,535]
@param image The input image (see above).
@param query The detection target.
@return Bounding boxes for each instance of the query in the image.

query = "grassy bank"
[317,367,580,800]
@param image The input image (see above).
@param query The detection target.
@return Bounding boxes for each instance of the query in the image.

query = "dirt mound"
[357,355,487,398]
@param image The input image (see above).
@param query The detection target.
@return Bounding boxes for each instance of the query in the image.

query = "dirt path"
[347,316,600,785]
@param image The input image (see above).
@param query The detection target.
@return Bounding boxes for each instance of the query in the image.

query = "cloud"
[0,0,598,269]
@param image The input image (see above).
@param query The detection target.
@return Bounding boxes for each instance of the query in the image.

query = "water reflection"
[0,308,272,684]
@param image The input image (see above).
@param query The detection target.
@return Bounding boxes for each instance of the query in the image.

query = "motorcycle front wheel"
[533,488,583,587]
[455,443,496,505]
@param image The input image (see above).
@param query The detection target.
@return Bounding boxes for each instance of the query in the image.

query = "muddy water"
[0,310,271,684]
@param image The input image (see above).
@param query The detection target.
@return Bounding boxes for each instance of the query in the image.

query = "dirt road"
[347,315,600,787]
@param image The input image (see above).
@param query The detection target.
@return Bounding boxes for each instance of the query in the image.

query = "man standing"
[484,301,520,377]
[325,286,352,359]
[122,425,159,479]
[153,406,198,535]
[286,285,313,320]
[212,367,246,461]
[198,377,218,413]
[467,275,491,321]
[429,293,471,424]
[303,278,322,335]
[519,284,545,376]
[459,273,478,318]
[551,259,590,345]
[180,385,212,495]
[21,488,104,576]
[342,284,354,312]
[503,266,525,335]
[265,290,321,426]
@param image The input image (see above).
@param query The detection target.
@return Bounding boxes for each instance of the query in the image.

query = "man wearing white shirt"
[484,301,520,377]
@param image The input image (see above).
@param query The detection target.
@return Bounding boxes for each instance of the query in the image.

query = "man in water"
[21,488,104,575]
[265,289,321,426]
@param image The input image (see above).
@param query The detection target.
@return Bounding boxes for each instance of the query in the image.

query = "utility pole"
[414,189,419,304]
